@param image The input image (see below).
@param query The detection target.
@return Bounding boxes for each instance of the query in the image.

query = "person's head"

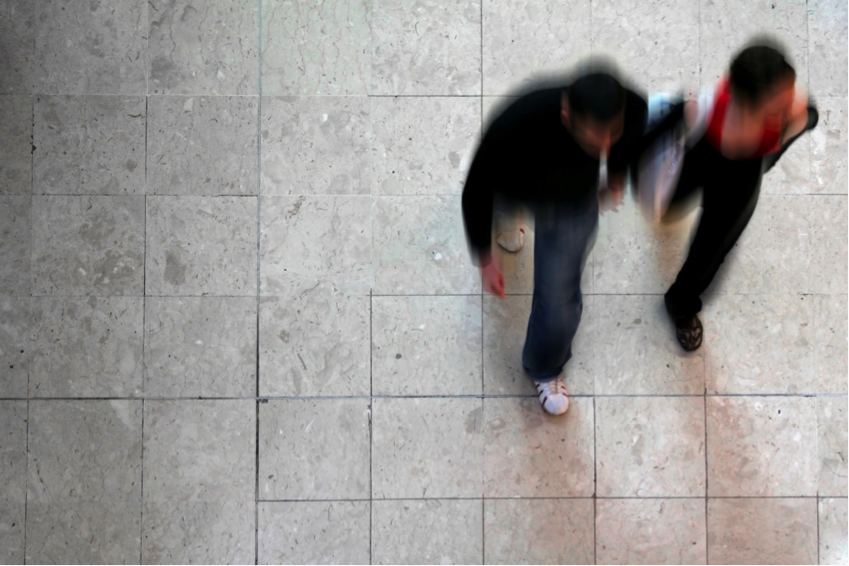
[561,72,626,157]
[729,41,796,117]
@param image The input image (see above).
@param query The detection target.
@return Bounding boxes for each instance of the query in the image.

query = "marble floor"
[0,0,847,564]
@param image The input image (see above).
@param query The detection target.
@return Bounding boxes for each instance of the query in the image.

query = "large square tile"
[0,500,25,565]
[144,297,256,398]
[707,498,817,565]
[592,0,699,92]
[484,498,594,565]
[482,0,591,96]
[762,132,813,194]
[372,0,481,95]
[30,297,144,398]
[595,499,706,565]
[808,0,848,96]
[596,396,706,497]
[0,95,32,194]
[818,397,848,496]
[371,97,479,195]
[259,291,370,397]
[0,196,31,296]
[147,96,258,196]
[148,0,259,95]
[819,498,849,565]
[0,297,33,398]
[259,399,370,500]
[592,295,704,395]
[258,501,370,565]
[261,97,371,196]
[142,400,255,565]
[32,196,145,296]
[374,195,480,294]
[146,196,258,296]
[0,1,35,94]
[811,97,848,194]
[372,500,482,565]
[0,401,27,505]
[372,296,482,395]
[483,397,594,497]
[32,0,147,94]
[260,0,371,96]
[807,195,847,294]
[707,396,817,496]
[814,295,848,395]
[372,398,483,498]
[33,95,145,195]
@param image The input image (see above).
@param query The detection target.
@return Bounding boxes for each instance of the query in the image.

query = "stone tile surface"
[707,396,817,497]
[32,196,145,296]
[819,498,849,565]
[484,498,594,565]
[0,401,27,505]
[814,295,849,395]
[372,295,482,395]
[148,0,259,95]
[259,291,370,397]
[807,195,848,294]
[258,501,370,565]
[30,297,144,398]
[259,399,370,500]
[371,97,479,195]
[818,397,848,496]
[372,398,483,499]
[483,398,594,497]
[596,396,706,497]
[0,1,35,94]
[261,196,373,296]
[261,97,371,196]
[144,297,256,398]
[146,196,258,296]
[707,498,817,565]
[595,499,706,565]
[371,499,483,565]
[0,501,24,565]
[261,0,371,96]
[811,97,848,194]
[147,96,258,196]
[808,0,849,96]
[763,133,813,195]
[0,298,32,398]
[0,95,32,194]
[372,0,481,95]
[0,196,31,296]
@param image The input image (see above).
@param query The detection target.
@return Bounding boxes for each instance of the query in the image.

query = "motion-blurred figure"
[461,64,647,416]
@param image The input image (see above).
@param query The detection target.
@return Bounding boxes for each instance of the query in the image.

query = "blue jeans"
[522,192,599,382]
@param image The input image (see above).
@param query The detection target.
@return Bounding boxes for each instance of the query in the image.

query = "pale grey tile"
[818,397,848,496]
[259,399,370,500]
[482,0,591,96]
[819,498,849,565]
[483,398,594,498]
[596,396,705,497]
[371,499,483,565]
[261,0,371,96]
[0,298,33,398]
[258,501,370,565]
[33,95,145,195]
[0,401,27,504]
[146,196,258,296]
[595,499,706,565]
[484,498,594,565]
[371,97,479,196]
[373,398,483,499]
[32,0,147,95]
[707,396,817,496]
[808,0,848,96]
[374,195,480,294]
[0,501,24,565]
[260,196,373,296]
[261,97,371,196]
[814,295,848,395]
[0,196,31,296]
[148,0,258,95]
[811,97,848,194]
[372,0,481,96]
[147,96,258,196]
[763,133,813,194]
[372,295,482,396]
[0,95,32,194]
[807,195,847,294]
[30,297,144,398]
[591,295,704,395]
[259,291,370,397]
[707,498,817,565]
[483,295,594,395]
[144,297,256,398]
[0,1,35,94]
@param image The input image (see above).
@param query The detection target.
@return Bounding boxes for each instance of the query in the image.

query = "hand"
[479,251,505,298]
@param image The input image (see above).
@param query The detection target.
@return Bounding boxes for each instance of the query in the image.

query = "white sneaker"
[496,226,525,253]
[534,378,569,416]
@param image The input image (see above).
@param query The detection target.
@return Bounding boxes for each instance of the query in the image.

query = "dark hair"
[567,72,626,122]
[729,44,795,105]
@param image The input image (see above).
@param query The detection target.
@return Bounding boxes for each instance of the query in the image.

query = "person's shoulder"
[484,87,562,136]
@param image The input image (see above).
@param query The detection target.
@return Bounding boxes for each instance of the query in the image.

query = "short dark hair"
[566,72,626,122]
[729,44,796,105]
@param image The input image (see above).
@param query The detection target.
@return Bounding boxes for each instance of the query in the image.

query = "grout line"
[816,493,821,566]
[250,495,832,503]
[369,289,374,565]
[592,394,598,565]
[139,399,145,564]
[23,400,29,565]
[704,390,710,565]
[255,0,263,562]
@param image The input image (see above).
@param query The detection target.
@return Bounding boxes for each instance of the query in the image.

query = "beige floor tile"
[819,497,849,565]
[818,397,848,496]
[813,295,849,395]
[807,196,848,294]
[808,0,849,97]
[810,97,848,194]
